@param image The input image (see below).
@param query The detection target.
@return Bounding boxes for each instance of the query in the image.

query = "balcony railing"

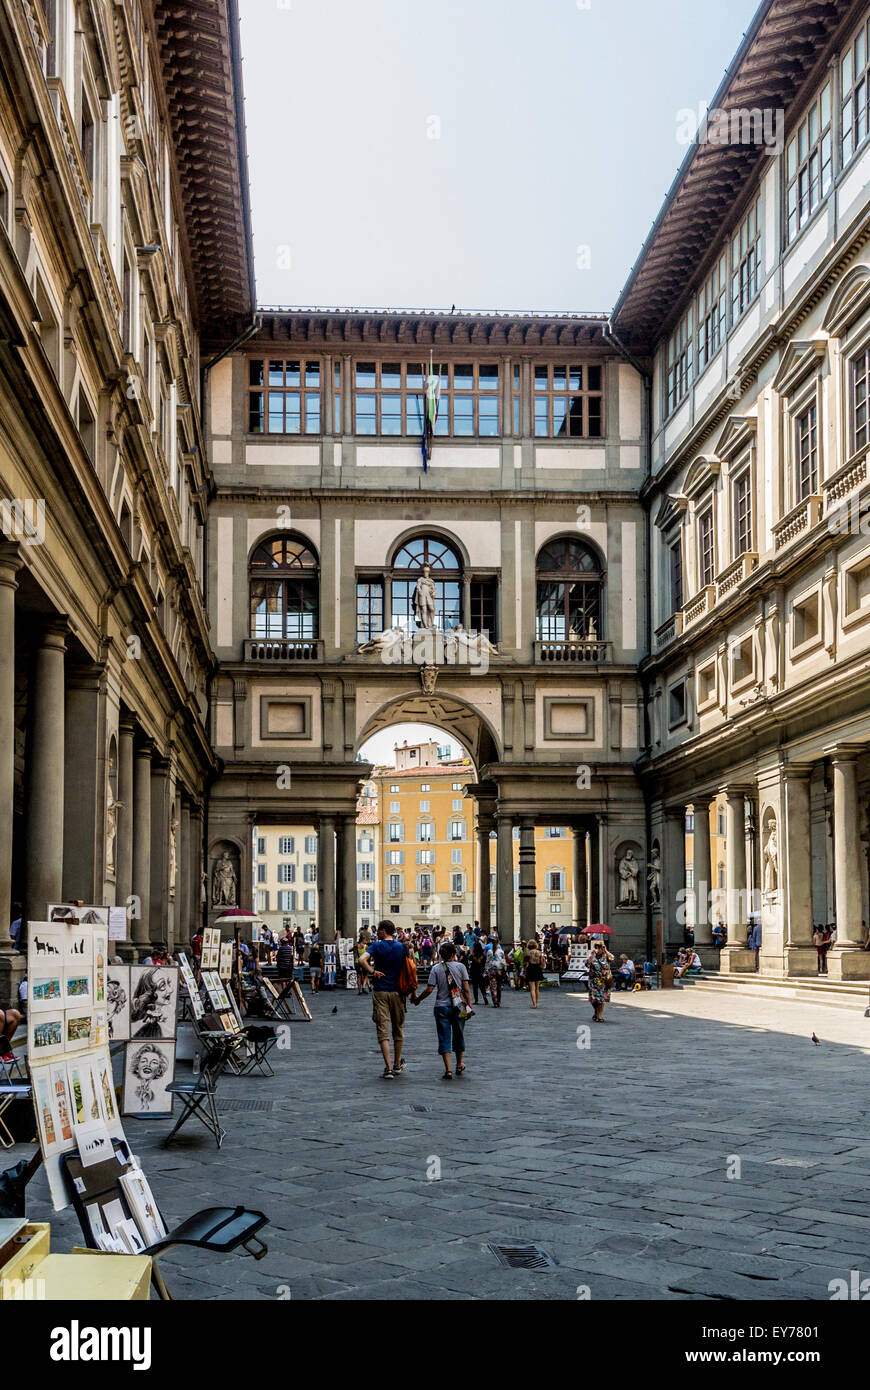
[823,449,868,506]
[535,639,611,663]
[655,612,683,650]
[682,585,715,629]
[244,638,324,663]
[715,551,758,601]
[772,494,823,551]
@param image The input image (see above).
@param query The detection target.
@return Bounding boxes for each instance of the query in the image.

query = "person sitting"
[613,955,636,991]
[676,948,702,977]
[711,921,726,949]
[0,1005,22,1063]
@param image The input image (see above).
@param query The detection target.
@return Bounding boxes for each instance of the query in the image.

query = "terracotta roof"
[356,805,380,826]
[611,0,857,346]
[153,0,255,329]
[373,763,472,779]
[246,308,610,349]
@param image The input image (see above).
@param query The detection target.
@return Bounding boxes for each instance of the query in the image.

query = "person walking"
[308,940,323,993]
[468,936,490,1006]
[412,942,472,1079]
[359,921,409,1080]
[588,938,614,1022]
[486,936,506,1007]
[524,940,546,1009]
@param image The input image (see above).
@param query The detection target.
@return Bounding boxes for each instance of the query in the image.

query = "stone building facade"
[0,0,254,1003]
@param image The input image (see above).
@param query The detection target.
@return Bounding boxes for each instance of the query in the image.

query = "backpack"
[398,948,418,997]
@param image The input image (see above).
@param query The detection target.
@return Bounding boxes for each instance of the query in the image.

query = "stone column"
[476,821,492,936]
[179,796,191,944]
[661,808,687,946]
[827,747,870,977]
[519,817,536,939]
[691,797,713,945]
[589,818,602,923]
[116,717,135,928]
[131,740,153,947]
[725,789,747,940]
[0,547,22,1002]
[340,812,357,938]
[495,813,514,943]
[62,662,105,905]
[149,756,171,946]
[573,828,588,929]
[783,764,815,975]
[25,619,68,919]
[189,802,204,932]
[317,814,337,943]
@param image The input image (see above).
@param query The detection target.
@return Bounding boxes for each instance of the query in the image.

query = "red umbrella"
[585,923,613,935]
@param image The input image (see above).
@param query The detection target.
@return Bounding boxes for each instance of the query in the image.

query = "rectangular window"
[389,802,400,814]
[257,864,266,884]
[547,871,564,892]
[733,470,752,555]
[278,891,296,911]
[303,863,316,883]
[417,849,435,865]
[451,848,462,864]
[419,801,430,813]
[277,864,295,884]
[358,863,373,882]
[450,821,465,841]
[512,364,521,436]
[698,509,715,588]
[545,827,565,839]
[670,537,684,613]
[388,874,401,895]
[796,404,819,500]
[533,364,603,438]
[696,253,727,372]
[666,308,692,415]
[451,873,464,893]
[360,890,373,911]
[356,581,384,645]
[469,577,498,642]
[386,850,403,865]
[452,783,463,791]
[417,823,434,842]
[731,197,761,322]
[418,874,432,895]
[786,83,833,243]
[388,823,404,843]
[80,92,95,185]
[841,16,870,167]
[421,784,431,792]
[248,359,322,435]
[279,836,294,854]
[851,349,869,453]
[303,890,316,912]
[304,835,317,855]
[257,837,265,855]
[334,361,342,433]
[353,361,500,437]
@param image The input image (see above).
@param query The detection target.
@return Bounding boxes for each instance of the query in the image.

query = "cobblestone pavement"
[11,982,870,1300]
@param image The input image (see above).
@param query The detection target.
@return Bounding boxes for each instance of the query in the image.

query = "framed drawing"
[106,965,130,1041]
[30,970,64,1012]
[47,903,80,923]
[30,1015,65,1060]
[122,1040,176,1117]
[93,931,107,1005]
[65,1009,93,1052]
[129,965,179,1040]
[79,906,109,926]
[63,966,92,1007]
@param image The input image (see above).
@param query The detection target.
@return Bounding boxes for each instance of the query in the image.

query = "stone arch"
[386,524,470,571]
[356,691,501,769]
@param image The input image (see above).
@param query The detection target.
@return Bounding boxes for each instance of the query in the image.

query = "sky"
[238,0,760,314]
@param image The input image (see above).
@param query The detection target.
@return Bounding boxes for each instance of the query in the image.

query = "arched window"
[249,534,319,640]
[391,535,462,633]
[535,538,603,641]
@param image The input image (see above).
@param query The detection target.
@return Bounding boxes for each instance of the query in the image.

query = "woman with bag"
[524,940,546,1009]
[412,942,473,1079]
[587,939,615,1022]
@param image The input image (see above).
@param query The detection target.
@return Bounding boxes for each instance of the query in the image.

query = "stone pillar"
[149,756,171,946]
[476,822,492,936]
[783,765,815,975]
[340,812,357,938]
[317,814,336,943]
[691,797,713,945]
[189,802,204,932]
[179,796,191,944]
[518,818,537,939]
[589,818,602,923]
[573,828,588,929]
[116,717,135,929]
[725,789,747,940]
[827,747,870,977]
[496,813,514,943]
[62,663,105,905]
[25,620,68,920]
[0,546,22,1007]
[131,740,153,947]
[661,809,686,946]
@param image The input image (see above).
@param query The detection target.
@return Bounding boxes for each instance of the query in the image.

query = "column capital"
[135,738,156,760]
[720,783,753,801]
[0,541,23,587]
[824,743,864,765]
[118,713,137,737]
[781,760,815,781]
[36,616,71,649]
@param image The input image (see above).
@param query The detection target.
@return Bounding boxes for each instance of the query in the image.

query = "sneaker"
[394,1058,406,1074]
[381,1066,394,1080]
[1,1053,13,1064]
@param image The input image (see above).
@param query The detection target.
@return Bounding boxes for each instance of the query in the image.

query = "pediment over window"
[771,340,827,396]
[654,493,689,532]
[683,454,721,501]
[714,414,757,462]
[823,266,870,338]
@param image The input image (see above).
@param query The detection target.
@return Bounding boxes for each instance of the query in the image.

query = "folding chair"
[0,1084,31,1148]
[0,1052,28,1085]
[163,1036,230,1149]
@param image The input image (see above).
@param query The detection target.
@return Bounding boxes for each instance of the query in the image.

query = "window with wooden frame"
[732,467,752,557]
[841,15,870,168]
[512,364,521,435]
[851,347,869,454]
[353,361,500,438]
[786,82,833,244]
[669,536,684,613]
[666,308,693,415]
[795,402,819,501]
[356,580,384,644]
[697,253,727,372]
[697,508,715,588]
[731,197,761,322]
[249,534,319,640]
[535,537,604,641]
[248,359,322,435]
[533,364,603,438]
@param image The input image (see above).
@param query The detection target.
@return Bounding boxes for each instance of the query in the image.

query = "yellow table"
[0,1223,151,1300]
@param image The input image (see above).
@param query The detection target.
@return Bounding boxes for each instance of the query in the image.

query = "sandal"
[441,1071,453,1080]
[457,1064,466,1075]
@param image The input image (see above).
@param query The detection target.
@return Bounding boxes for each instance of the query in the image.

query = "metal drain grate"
[487,1243,557,1270]
[219,1098,275,1113]
[409,1104,432,1113]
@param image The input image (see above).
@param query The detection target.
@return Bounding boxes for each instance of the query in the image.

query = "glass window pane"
[435,394,449,435]
[249,359,264,387]
[479,397,500,437]
[285,361,301,387]
[454,397,474,435]
[268,397,284,432]
[553,366,567,391]
[356,394,376,433]
[381,363,402,389]
[305,393,320,433]
[355,362,377,388]
[305,362,320,387]
[406,364,425,389]
[568,366,582,389]
[453,364,473,391]
[534,398,549,436]
[381,394,402,434]
[479,363,499,391]
[553,397,568,437]
[285,393,301,434]
[406,393,423,434]
[269,361,284,387]
[249,392,264,433]
[534,366,549,387]
[588,364,602,392]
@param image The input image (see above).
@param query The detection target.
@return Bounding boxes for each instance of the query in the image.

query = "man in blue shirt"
[359,922,409,1079]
